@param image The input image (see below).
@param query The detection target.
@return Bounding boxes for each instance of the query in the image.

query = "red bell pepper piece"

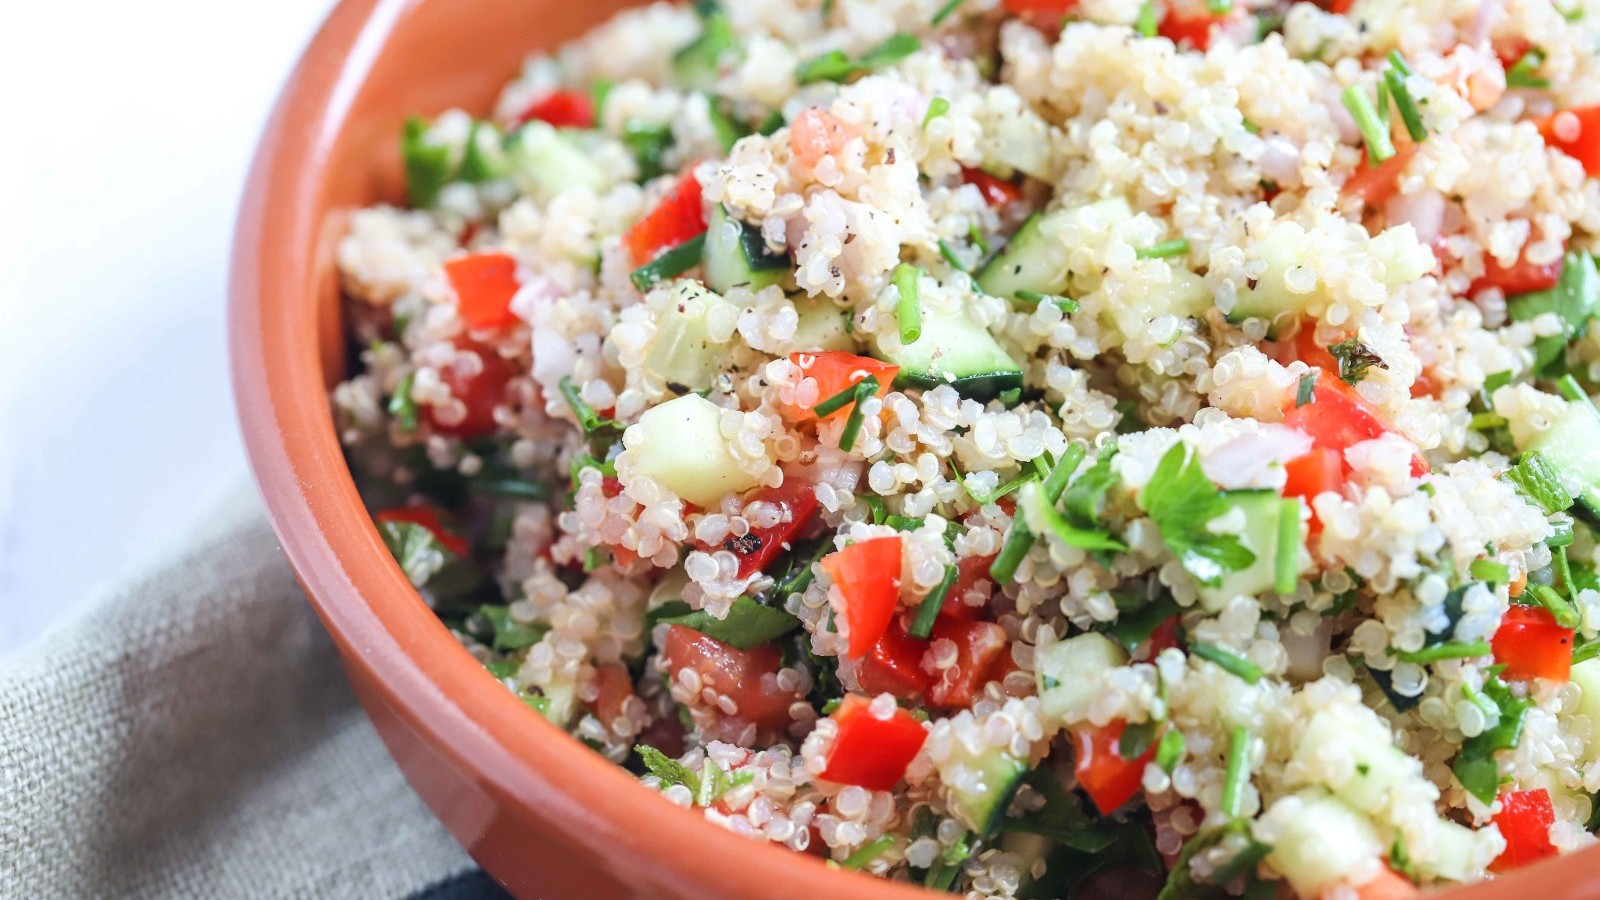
[1490,789,1558,872]
[444,252,521,331]
[1282,370,1429,479]
[694,474,820,579]
[820,536,905,659]
[374,506,470,557]
[1073,719,1156,815]
[999,0,1080,27]
[1313,0,1355,12]
[1158,4,1233,50]
[623,170,706,268]
[961,168,1024,208]
[516,89,596,129]
[1469,250,1564,297]
[1538,106,1600,176]
[857,619,935,700]
[819,694,928,791]
[428,339,519,440]
[926,619,1010,708]
[784,351,900,422]
[1492,605,1575,682]
[1342,146,1419,209]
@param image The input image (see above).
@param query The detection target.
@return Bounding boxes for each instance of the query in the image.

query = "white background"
[0,0,336,654]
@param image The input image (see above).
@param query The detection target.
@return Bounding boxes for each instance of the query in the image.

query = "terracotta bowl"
[229,0,1594,897]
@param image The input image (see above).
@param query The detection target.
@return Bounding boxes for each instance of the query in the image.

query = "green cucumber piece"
[1195,489,1285,610]
[1523,398,1600,516]
[947,748,1028,837]
[645,281,739,393]
[878,303,1023,400]
[704,204,788,293]
[976,198,1133,301]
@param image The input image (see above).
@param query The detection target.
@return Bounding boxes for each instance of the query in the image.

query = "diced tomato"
[1492,605,1575,682]
[857,619,935,700]
[1342,146,1419,209]
[1268,320,1342,374]
[1073,719,1156,816]
[1490,789,1558,872]
[1001,0,1079,15]
[1538,106,1600,176]
[820,536,904,659]
[622,169,706,268]
[1346,867,1419,900]
[940,554,997,621]
[1283,446,1344,536]
[790,108,859,169]
[1313,0,1355,11]
[374,506,470,557]
[444,252,521,331]
[428,339,519,440]
[515,89,596,129]
[961,167,1024,208]
[587,664,634,728]
[818,694,929,790]
[1469,249,1564,297]
[661,625,801,742]
[695,474,820,579]
[1158,4,1234,51]
[926,619,1010,708]
[784,351,900,422]
[1143,615,1183,658]
[1282,370,1428,479]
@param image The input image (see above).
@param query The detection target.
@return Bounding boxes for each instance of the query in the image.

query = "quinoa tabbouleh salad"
[333,0,1600,895]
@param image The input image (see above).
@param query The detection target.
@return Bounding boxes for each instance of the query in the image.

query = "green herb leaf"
[1452,668,1531,804]
[558,375,627,445]
[1119,720,1160,760]
[1190,643,1263,684]
[909,564,958,638]
[1021,480,1129,553]
[622,120,675,182]
[377,519,484,604]
[1509,253,1600,376]
[1526,584,1581,629]
[629,232,707,292]
[651,595,802,649]
[1328,337,1388,386]
[796,33,920,85]
[1505,48,1550,89]
[388,370,420,432]
[841,834,897,870]
[931,0,966,25]
[923,96,950,126]
[1470,558,1511,585]
[636,743,700,793]
[1503,451,1574,515]
[1103,588,1181,654]
[1141,442,1256,587]
[1013,290,1080,313]
[475,604,549,651]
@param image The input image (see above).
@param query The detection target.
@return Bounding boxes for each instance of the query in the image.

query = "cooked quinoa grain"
[336,0,1600,895]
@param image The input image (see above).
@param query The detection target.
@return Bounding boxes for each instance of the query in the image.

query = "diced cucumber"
[945,747,1029,837]
[999,830,1053,883]
[1104,265,1211,340]
[1523,398,1600,516]
[1035,632,1128,726]
[645,281,740,393]
[1570,658,1600,751]
[506,121,610,203]
[976,198,1133,301]
[704,204,788,294]
[876,303,1023,400]
[1229,222,1431,335]
[623,394,761,506]
[1289,704,1415,815]
[978,96,1055,181]
[1196,489,1289,610]
[672,1,739,91]
[1416,816,1489,883]
[1266,793,1381,897]
[792,297,853,351]
[539,674,579,727]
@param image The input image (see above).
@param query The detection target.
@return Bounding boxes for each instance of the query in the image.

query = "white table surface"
[0,0,337,655]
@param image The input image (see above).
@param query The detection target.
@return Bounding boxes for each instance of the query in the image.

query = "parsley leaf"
[1452,668,1531,804]
[377,519,484,605]
[1140,443,1256,587]
[1328,338,1388,386]
[1059,444,1119,525]
[1508,252,1600,376]
[796,33,920,84]
[1503,450,1575,515]
[635,744,700,793]
[648,596,801,650]
[471,604,548,651]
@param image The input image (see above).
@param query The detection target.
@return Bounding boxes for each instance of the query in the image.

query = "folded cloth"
[0,489,505,899]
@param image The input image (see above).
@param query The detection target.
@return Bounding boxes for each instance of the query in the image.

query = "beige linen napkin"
[0,490,497,898]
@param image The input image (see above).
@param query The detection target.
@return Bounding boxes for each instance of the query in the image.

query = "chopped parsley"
[1505,48,1550,89]
[1294,370,1318,407]
[1502,450,1574,515]
[388,370,420,432]
[1141,442,1256,587]
[924,96,950,126]
[1508,252,1600,376]
[377,518,484,605]
[796,33,920,85]
[558,375,627,445]
[649,596,801,649]
[1452,668,1532,804]
[471,604,548,652]
[1328,337,1388,385]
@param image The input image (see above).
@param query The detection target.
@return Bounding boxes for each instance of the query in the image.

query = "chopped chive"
[1557,374,1596,410]
[591,79,616,121]
[1375,76,1391,124]
[909,564,959,638]
[813,374,879,417]
[1383,68,1428,142]
[1155,728,1186,773]
[1484,369,1514,393]
[1526,584,1582,629]
[796,33,919,85]
[931,0,966,25]
[884,514,926,532]
[388,370,420,432]
[837,379,878,452]
[937,239,970,273]
[558,375,626,441]
[1275,497,1301,595]
[629,232,707,291]
[1013,290,1080,312]
[989,445,1086,584]
[967,223,989,256]
[1220,726,1250,819]
[1190,643,1263,684]
[1294,370,1318,407]
[1386,50,1412,77]
[1341,83,1396,164]
[923,96,950,126]
[894,263,924,345]
[1241,118,1262,136]
[1470,411,1507,431]
[1470,559,1510,584]
[1135,0,1158,37]
[1136,238,1190,260]
[1392,640,1492,664]
[841,834,896,870]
